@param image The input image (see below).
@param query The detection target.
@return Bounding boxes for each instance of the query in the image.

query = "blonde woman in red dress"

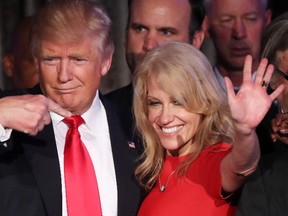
[133,41,284,215]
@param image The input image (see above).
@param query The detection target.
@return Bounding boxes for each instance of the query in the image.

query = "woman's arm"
[221,55,284,193]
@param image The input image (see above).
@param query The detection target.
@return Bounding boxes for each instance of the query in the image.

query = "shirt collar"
[50,90,101,130]
[214,66,227,92]
[214,66,256,93]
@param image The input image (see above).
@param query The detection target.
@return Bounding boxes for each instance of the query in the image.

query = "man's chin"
[51,96,75,109]
[229,56,247,69]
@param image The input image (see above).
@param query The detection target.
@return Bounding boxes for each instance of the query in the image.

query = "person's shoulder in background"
[105,83,133,111]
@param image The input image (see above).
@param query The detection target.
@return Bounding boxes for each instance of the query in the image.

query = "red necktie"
[63,116,102,216]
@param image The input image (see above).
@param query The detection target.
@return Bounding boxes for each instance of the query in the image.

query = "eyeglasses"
[275,68,288,81]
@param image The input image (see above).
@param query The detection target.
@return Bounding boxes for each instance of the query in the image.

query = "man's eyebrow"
[158,26,178,32]
[39,54,59,59]
[130,22,147,28]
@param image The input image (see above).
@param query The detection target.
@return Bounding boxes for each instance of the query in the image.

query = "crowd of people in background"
[0,0,288,215]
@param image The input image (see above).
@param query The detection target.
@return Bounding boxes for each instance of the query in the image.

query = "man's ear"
[202,16,211,38]
[192,30,205,49]
[265,9,272,27]
[2,54,14,77]
[101,54,113,76]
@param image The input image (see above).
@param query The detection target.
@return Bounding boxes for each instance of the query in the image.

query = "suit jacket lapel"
[21,123,62,216]
[101,95,142,215]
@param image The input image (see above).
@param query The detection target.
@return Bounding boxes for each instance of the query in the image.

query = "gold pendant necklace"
[158,170,176,192]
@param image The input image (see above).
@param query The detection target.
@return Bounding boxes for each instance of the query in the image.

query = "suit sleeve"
[235,165,270,216]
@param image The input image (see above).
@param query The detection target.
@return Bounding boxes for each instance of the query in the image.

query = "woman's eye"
[172,99,182,106]
[147,100,160,106]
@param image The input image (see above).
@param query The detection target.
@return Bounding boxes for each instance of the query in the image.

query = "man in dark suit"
[0,1,143,215]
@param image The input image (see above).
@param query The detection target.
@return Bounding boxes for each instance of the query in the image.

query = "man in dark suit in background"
[106,0,205,110]
[202,0,271,93]
[0,1,143,215]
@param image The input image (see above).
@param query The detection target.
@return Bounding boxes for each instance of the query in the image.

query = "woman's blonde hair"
[133,41,235,191]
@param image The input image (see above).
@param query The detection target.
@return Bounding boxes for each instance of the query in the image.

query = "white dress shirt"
[0,126,12,144]
[50,91,118,216]
[214,66,256,93]
[214,66,229,92]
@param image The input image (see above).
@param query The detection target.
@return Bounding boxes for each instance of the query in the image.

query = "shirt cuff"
[0,124,13,142]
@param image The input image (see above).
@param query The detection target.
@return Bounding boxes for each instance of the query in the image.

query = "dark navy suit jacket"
[0,85,144,216]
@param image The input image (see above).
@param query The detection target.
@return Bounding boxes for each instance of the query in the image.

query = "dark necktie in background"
[64,116,102,216]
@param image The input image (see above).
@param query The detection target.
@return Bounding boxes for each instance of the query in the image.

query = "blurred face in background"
[3,18,39,89]
[126,0,197,72]
[4,44,38,89]
[204,0,271,71]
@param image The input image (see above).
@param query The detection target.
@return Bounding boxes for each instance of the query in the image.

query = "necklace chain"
[158,170,176,192]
